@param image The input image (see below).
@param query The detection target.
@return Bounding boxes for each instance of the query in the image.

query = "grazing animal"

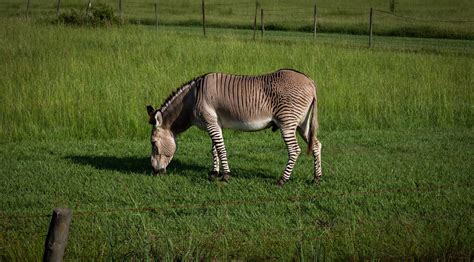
[147,69,322,186]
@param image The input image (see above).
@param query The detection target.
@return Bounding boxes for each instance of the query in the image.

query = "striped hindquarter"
[193,69,322,185]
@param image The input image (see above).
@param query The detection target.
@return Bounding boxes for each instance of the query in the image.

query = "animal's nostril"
[152,167,166,176]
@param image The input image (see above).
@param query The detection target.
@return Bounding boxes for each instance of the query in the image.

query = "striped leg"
[312,139,323,184]
[297,128,323,185]
[212,144,220,172]
[208,143,220,180]
[206,123,231,182]
[277,127,301,186]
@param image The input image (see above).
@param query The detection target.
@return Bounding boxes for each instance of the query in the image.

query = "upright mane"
[159,73,208,113]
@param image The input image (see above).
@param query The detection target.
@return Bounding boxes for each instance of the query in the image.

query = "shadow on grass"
[65,155,277,181]
[66,155,206,175]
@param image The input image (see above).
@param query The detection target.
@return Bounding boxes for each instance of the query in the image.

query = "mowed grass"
[1,0,474,39]
[0,19,473,259]
[0,129,473,259]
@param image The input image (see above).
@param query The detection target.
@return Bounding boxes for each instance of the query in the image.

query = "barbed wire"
[262,7,311,12]
[265,12,313,18]
[207,2,255,7]
[0,183,471,220]
[375,9,474,23]
[2,185,471,260]
[11,0,474,25]
[34,210,474,259]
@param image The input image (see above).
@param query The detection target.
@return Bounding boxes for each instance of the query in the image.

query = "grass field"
[0,18,473,259]
[1,19,473,141]
[1,129,473,259]
[1,0,474,39]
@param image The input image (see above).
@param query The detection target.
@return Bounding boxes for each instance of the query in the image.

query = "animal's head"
[147,105,176,175]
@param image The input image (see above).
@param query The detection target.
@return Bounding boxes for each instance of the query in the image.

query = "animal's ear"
[147,105,158,125]
[146,105,154,117]
[154,111,163,126]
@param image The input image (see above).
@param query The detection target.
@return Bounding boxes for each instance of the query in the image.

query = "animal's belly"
[219,117,273,131]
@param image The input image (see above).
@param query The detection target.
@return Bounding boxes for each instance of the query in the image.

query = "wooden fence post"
[260,8,264,38]
[253,1,258,40]
[368,7,373,48]
[119,0,123,24]
[313,4,317,40]
[201,0,206,36]
[43,208,72,262]
[56,0,61,17]
[86,1,91,16]
[26,0,30,19]
[389,0,395,12]
[154,2,158,29]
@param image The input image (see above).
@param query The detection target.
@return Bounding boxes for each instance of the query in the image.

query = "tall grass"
[0,19,472,141]
[1,0,474,39]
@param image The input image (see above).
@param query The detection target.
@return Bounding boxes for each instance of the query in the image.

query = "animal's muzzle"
[152,167,166,176]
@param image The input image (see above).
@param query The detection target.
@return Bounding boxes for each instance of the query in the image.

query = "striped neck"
[159,76,204,133]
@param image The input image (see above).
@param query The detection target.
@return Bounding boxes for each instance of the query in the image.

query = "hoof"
[276,178,286,187]
[313,176,321,185]
[208,171,219,181]
[220,172,231,183]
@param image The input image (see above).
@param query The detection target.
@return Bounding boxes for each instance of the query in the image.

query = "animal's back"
[195,69,315,130]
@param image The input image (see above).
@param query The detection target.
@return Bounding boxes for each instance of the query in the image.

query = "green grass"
[1,0,474,39]
[0,129,473,259]
[0,18,473,259]
[0,19,473,141]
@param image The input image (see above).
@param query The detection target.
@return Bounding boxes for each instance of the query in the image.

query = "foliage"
[57,3,121,26]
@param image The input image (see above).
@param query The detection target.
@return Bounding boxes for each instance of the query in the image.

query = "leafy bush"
[57,3,121,26]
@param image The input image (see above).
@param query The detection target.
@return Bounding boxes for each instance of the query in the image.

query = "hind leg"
[297,127,323,185]
[312,139,323,184]
[277,126,301,186]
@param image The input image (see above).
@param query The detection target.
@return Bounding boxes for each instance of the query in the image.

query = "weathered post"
[26,0,30,19]
[368,7,373,48]
[86,1,91,16]
[43,208,72,262]
[260,8,264,38]
[119,0,123,24]
[56,0,61,17]
[253,1,259,40]
[313,4,317,40]
[202,0,206,36]
[154,2,158,29]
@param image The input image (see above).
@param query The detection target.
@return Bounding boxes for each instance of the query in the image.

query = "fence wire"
[9,0,474,24]
[0,183,471,220]
[375,9,474,23]
[1,183,471,259]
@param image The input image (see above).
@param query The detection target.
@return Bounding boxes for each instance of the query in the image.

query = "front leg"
[206,122,232,182]
[208,143,220,181]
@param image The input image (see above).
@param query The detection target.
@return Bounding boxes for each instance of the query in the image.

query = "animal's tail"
[307,84,319,155]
